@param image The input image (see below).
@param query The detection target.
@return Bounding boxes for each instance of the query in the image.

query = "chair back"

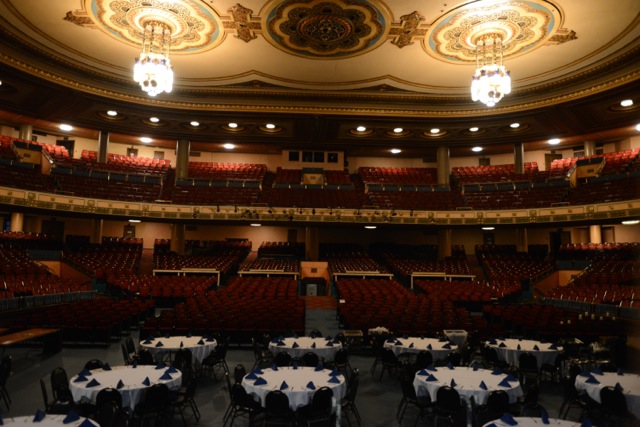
[275,351,292,367]
[39,379,50,411]
[486,390,509,413]
[121,344,131,365]
[50,367,72,402]
[303,352,319,367]
[436,385,461,413]
[333,348,349,365]
[174,348,193,368]
[142,383,170,409]
[381,348,398,364]
[346,369,360,402]
[600,385,628,414]
[265,390,291,415]
[414,350,433,371]
[137,349,155,365]
[125,336,137,355]
[309,330,322,338]
[446,351,461,367]
[309,386,333,413]
[233,364,247,384]
[231,383,250,407]
[523,383,539,405]
[84,359,104,371]
[518,352,538,371]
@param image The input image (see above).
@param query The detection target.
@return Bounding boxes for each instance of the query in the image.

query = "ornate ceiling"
[0,0,638,158]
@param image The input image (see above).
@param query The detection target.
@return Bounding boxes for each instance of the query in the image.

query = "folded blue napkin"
[499,343,506,348]
[427,364,437,372]
[615,382,624,392]
[206,337,215,342]
[143,339,152,344]
[180,341,184,348]
[186,332,192,338]
[326,341,334,347]
[329,370,340,377]
[307,381,315,390]
[533,345,539,351]
[473,364,479,371]
[315,363,324,372]
[132,360,138,368]
[485,424,497,427]
[585,376,600,384]
[79,420,95,427]
[33,409,45,422]
[311,342,316,349]
[292,342,299,348]
[541,407,550,424]
[442,343,451,349]
[409,343,414,348]
[167,367,178,374]
[292,361,298,370]
[498,378,512,387]
[155,362,165,369]
[245,372,258,380]
[489,339,497,344]
[79,369,91,377]
[439,337,448,342]
[426,374,438,382]
[505,374,518,382]
[617,368,624,375]
[447,362,454,370]
[549,343,558,350]
[155,341,164,348]
[63,410,79,424]
[517,344,521,350]
[581,420,592,427]
[271,338,280,343]
[197,339,205,345]
[591,368,603,375]
[578,371,591,377]
[86,378,101,388]
[479,380,487,390]
[271,364,278,371]
[280,381,288,390]
[74,375,88,383]
[117,379,124,389]
[450,378,457,387]
[102,362,111,371]
[142,377,151,386]
[159,372,172,380]
[386,337,396,343]
[325,336,332,341]
[395,340,403,346]
[254,377,267,386]
[500,412,518,425]
[417,369,428,376]
[427,344,433,350]
[492,369,502,375]
[277,341,286,346]
[254,369,263,375]
[328,376,340,384]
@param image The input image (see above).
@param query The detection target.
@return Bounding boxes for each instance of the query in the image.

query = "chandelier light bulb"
[133,21,174,97]
[471,34,511,107]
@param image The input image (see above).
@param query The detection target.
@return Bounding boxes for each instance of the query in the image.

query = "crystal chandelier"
[133,21,173,97]
[470,34,511,107]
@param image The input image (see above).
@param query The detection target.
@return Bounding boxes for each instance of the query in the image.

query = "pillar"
[175,139,190,180]
[589,225,602,244]
[516,228,528,253]
[584,140,596,157]
[514,142,524,175]
[97,131,109,163]
[437,146,450,186]
[10,212,24,232]
[18,124,33,141]
[437,229,452,260]
[305,227,319,261]
[90,219,103,244]
[170,223,185,255]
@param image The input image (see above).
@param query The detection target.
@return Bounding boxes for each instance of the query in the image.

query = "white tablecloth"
[443,330,468,347]
[575,371,640,418]
[69,365,182,410]
[413,366,523,405]
[140,336,216,362]
[242,366,347,411]
[483,417,580,426]
[383,337,457,360]
[0,415,98,427]
[486,338,562,368]
[268,337,342,360]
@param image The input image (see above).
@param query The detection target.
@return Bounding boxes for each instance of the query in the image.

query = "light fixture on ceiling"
[482,226,495,230]
[548,138,560,145]
[393,128,403,133]
[621,219,639,225]
[190,121,200,127]
[356,126,367,132]
[510,123,520,128]
[469,127,479,132]
[390,148,401,154]
[620,99,633,107]
[59,124,73,132]
[140,137,152,143]
[107,110,118,117]
[149,117,159,123]
[471,34,511,107]
[133,21,173,97]
[223,143,235,149]
[472,146,483,152]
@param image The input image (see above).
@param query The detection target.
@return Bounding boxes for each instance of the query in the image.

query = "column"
[584,140,596,157]
[97,131,109,163]
[175,139,190,180]
[9,212,24,232]
[90,219,103,244]
[305,226,319,261]
[18,124,33,141]
[170,223,185,255]
[437,229,452,260]
[589,225,602,244]
[514,142,524,175]
[437,146,450,186]
[516,228,528,253]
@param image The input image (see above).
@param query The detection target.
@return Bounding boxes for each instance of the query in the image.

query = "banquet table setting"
[383,336,458,360]
[413,365,523,405]
[0,414,98,427]
[574,368,640,418]
[69,363,182,410]
[485,338,563,368]
[139,335,217,363]
[482,414,582,426]
[241,365,347,411]
[268,336,343,360]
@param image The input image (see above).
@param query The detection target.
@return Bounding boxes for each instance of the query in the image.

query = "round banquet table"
[139,335,216,363]
[383,337,458,360]
[268,337,342,360]
[242,366,347,411]
[482,417,581,426]
[413,366,523,406]
[574,370,640,419]
[69,364,182,410]
[485,338,562,368]
[1,415,98,426]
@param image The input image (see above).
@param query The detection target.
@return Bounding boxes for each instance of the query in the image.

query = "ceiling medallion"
[264,0,389,58]
[425,0,563,63]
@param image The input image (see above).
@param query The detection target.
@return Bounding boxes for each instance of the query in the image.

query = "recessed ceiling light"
[472,146,483,152]
[190,121,200,127]
[469,127,479,132]
[548,138,560,145]
[430,128,440,134]
[636,123,640,132]
[620,99,633,107]
[140,137,152,143]
[128,219,141,223]
[228,122,238,128]
[149,117,159,123]
[250,223,262,227]
[265,123,276,129]
[393,127,403,133]
[390,148,401,154]
[482,226,495,230]
[107,110,118,116]
[622,220,639,225]
[510,123,520,128]
[356,126,366,132]
[365,225,377,229]
[59,124,73,132]
[223,143,235,149]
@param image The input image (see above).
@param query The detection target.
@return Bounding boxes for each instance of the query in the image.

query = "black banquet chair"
[264,390,296,427]
[434,386,466,427]
[0,355,11,410]
[341,368,361,426]
[298,386,334,426]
